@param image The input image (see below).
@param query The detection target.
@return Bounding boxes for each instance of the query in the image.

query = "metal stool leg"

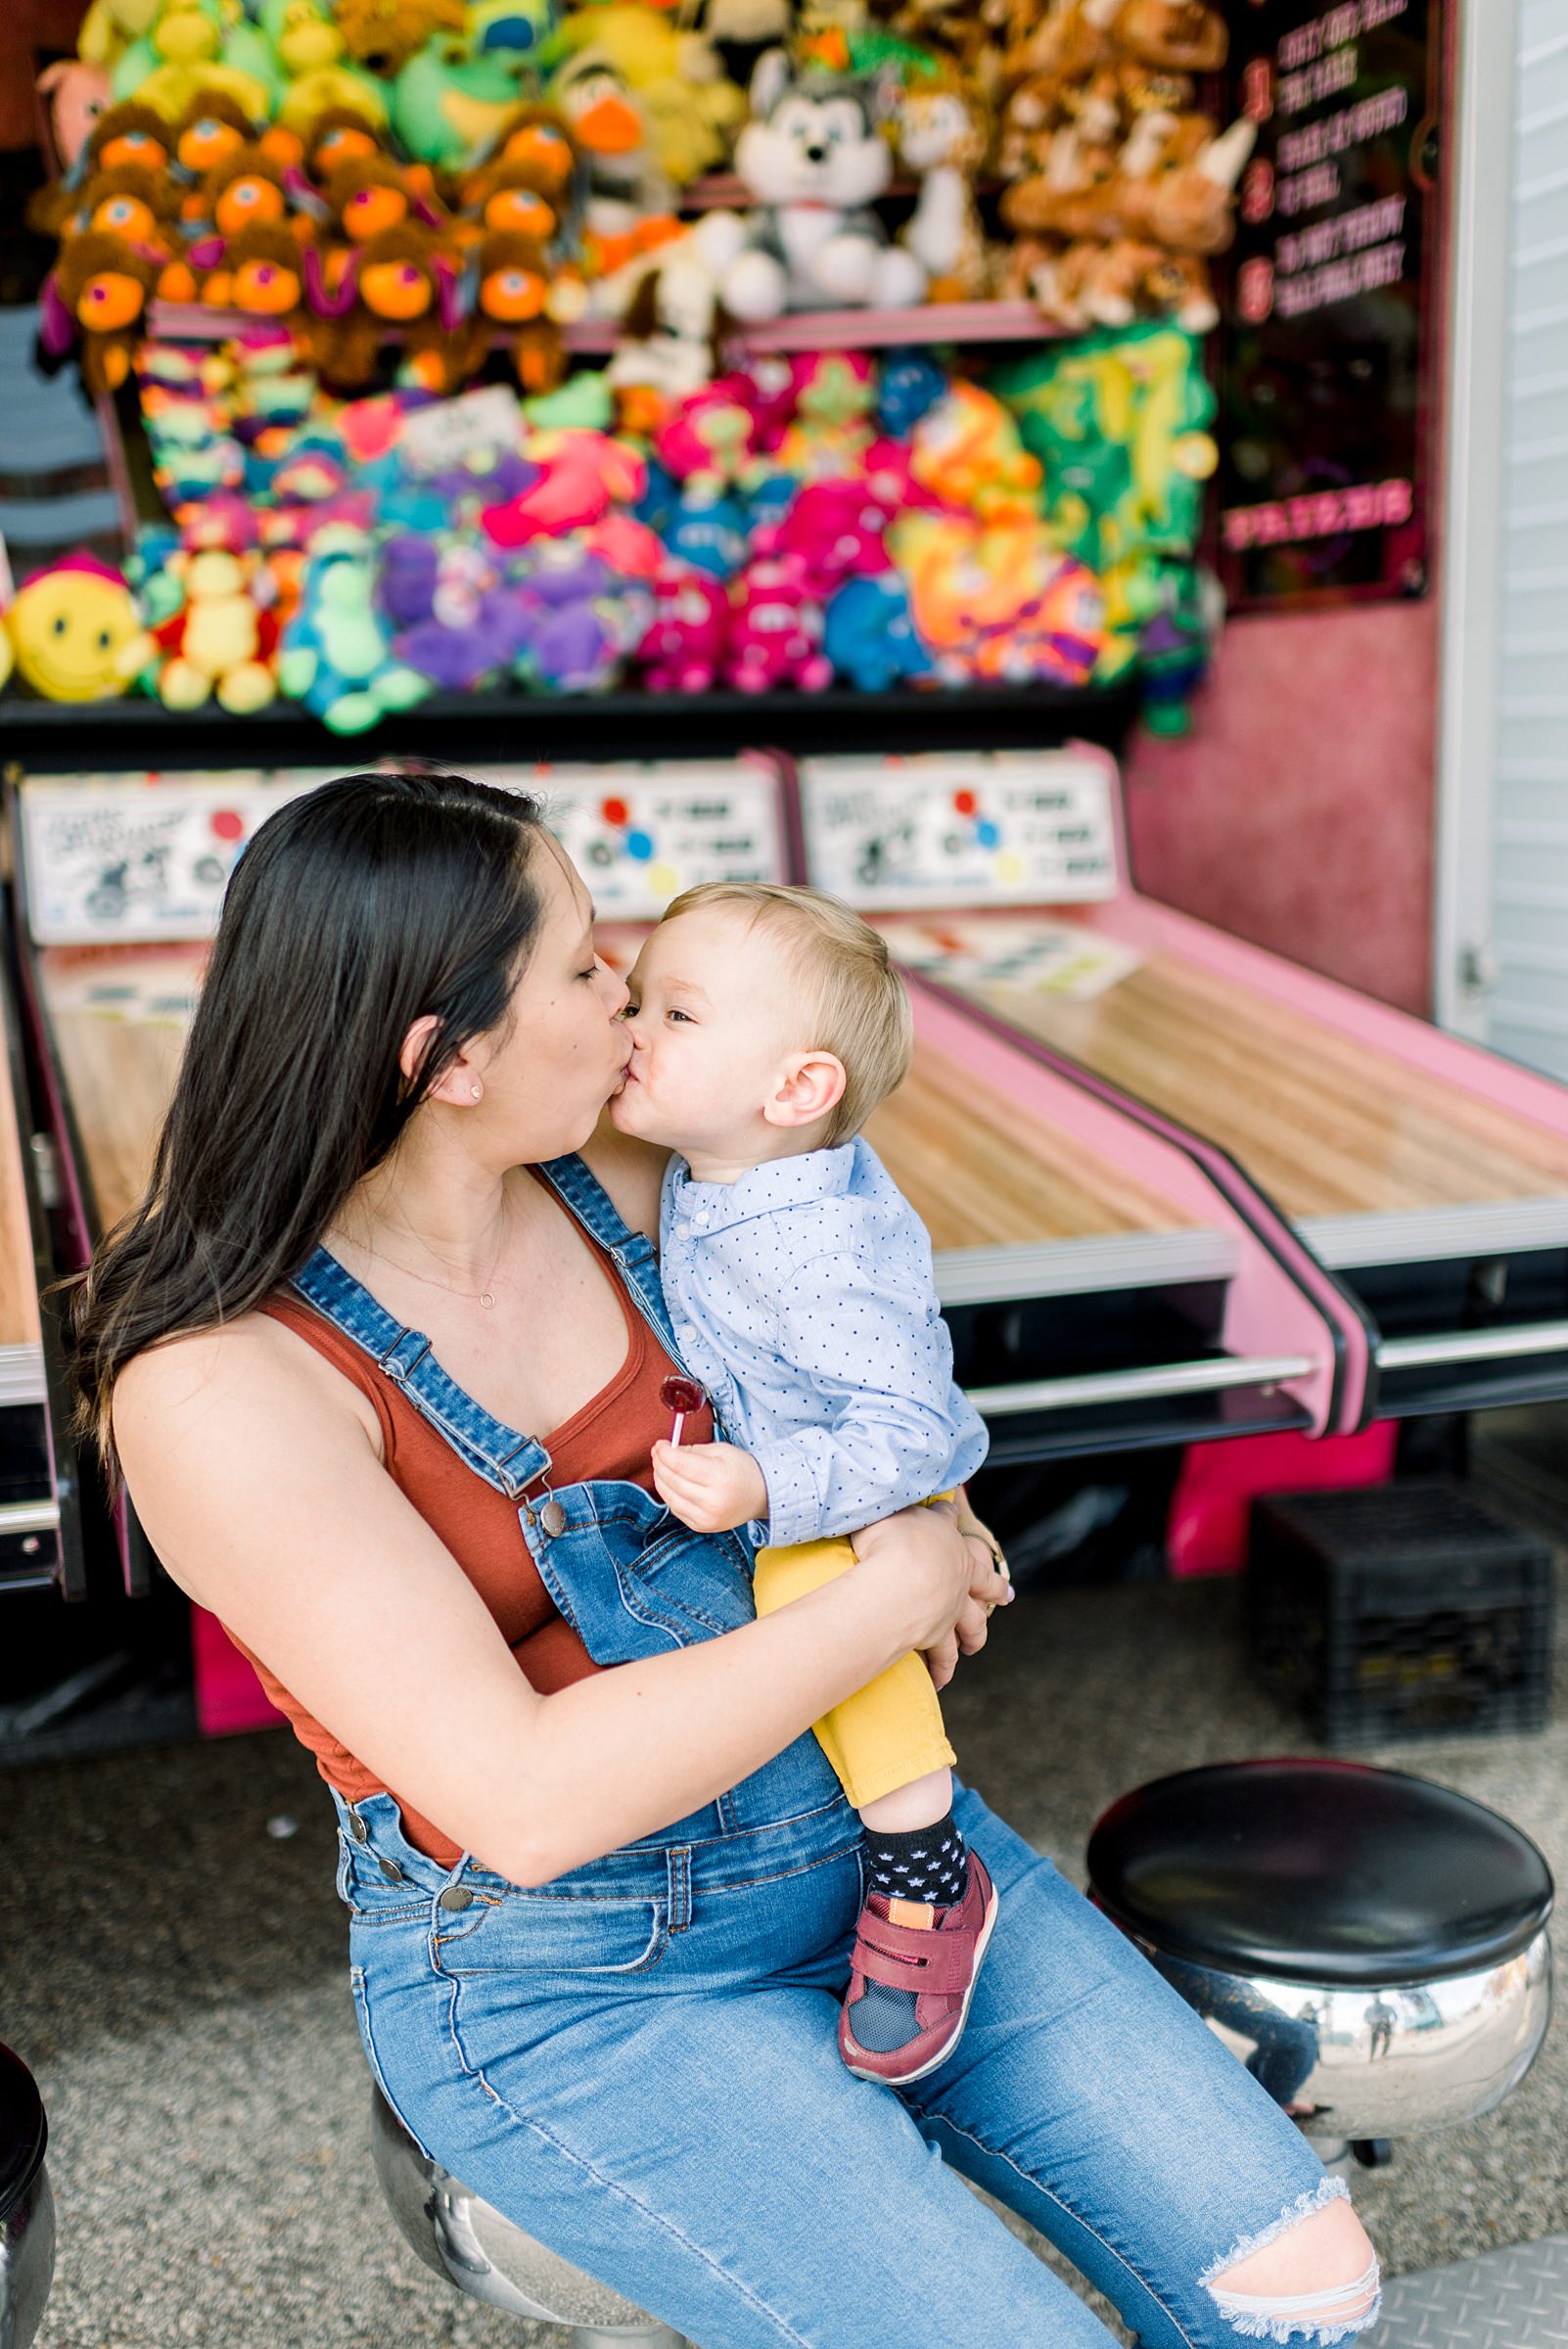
[370,2087,692,2346]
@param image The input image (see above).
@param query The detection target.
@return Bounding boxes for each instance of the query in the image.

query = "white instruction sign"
[475,758,789,916]
[19,773,315,944]
[797,751,1123,911]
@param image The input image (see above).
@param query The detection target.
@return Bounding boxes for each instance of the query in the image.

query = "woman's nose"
[603,965,631,1019]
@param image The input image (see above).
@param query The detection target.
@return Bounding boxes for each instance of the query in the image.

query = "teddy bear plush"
[128,545,280,712]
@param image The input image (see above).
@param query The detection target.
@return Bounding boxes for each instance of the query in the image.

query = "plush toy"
[549,50,682,277]
[723,558,832,691]
[37,62,115,172]
[203,218,313,332]
[278,526,432,731]
[553,3,744,186]
[876,349,946,438]
[1116,0,1226,72]
[127,544,280,710]
[758,475,892,595]
[891,509,1104,684]
[895,64,992,300]
[170,88,265,188]
[382,535,533,688]
[481,429,645,545]
[308,220,463,391]
[653,377,758,494]
[694,52,926,319]
[823,571,931,690]
[77,0,162,70]
[76,98,174,179]
[5,553,143,702]
[660,485,751,577]
[46,230,160,393]
[110,0,274,122]
[908,381,1041,520]
[634,567,729,690]
[458,153,562,247]
[197,143,295,240]
[392,38,529,168]
[512,544,650,690]
[451,228,567,394]
[604,251,730,429]
[335,0,465,77]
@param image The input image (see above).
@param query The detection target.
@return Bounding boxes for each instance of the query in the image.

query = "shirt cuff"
[749,1438,823,1552]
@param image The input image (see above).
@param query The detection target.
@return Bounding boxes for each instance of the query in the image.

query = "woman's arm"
[114,1318,975,1888]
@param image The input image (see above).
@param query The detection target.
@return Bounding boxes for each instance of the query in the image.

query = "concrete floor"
[5,1535,1565,2348]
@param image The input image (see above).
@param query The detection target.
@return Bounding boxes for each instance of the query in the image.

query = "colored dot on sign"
[953,789,978,816]
[975,818,1001,850]
[211,809,245,841]
[601,796,628,826]
[995,851,1025,884]
[625,830,654,861]
[648,861,679,899]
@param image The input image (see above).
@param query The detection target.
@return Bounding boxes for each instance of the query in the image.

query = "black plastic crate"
[1246,1478,1554,1745]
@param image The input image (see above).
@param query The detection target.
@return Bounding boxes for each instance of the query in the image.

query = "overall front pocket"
[432,1889,671,1980]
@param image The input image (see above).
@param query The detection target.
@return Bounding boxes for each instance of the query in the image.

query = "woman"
[72,771,1381,2348]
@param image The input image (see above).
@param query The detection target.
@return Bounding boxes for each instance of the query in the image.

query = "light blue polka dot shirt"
[659,1136,989,1550]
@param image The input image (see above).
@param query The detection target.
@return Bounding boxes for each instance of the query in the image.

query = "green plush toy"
[392,35,534,165]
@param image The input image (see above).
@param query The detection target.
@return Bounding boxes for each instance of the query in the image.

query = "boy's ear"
[763,1049,848,1130]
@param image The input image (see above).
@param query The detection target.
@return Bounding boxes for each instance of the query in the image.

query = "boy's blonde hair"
[660,881,914,1146]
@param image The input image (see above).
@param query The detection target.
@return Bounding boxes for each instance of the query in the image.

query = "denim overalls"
[305,1154,1373,2349]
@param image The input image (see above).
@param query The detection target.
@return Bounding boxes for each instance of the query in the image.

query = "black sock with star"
[863,1811,969,1911]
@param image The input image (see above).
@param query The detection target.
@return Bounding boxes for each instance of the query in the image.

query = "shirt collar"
[672,1144,856,1234]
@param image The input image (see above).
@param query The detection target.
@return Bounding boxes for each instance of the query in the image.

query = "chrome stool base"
[370,2087,689,2346]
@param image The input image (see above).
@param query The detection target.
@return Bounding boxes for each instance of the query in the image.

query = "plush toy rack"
[154,297,1069,355]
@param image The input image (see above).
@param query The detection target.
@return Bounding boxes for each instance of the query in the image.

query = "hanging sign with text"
[1220,0,1442,608]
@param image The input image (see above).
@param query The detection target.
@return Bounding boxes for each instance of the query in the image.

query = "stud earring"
[470,1084,483,1100]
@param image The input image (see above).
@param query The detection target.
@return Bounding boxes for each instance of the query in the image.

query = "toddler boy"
[611,880,1007,2083]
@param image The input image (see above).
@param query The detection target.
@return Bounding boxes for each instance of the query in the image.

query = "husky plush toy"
[692,49,926,318]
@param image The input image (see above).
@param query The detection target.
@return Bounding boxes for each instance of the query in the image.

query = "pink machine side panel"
[910,986,1341,1435]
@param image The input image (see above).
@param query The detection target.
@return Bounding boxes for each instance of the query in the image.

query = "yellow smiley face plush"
[7,554,143,702]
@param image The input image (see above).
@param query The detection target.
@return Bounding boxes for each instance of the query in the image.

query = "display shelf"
[0,681,1134,771]
[150,297,1060,355]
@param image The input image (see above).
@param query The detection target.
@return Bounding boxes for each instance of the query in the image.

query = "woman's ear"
[398,1012,484,1103]
[763,1050,847,1131]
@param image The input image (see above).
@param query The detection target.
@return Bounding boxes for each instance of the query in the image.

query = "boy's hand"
[652,1440,769,1534]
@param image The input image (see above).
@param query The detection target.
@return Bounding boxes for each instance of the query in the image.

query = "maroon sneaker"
[838,1851,999,2086]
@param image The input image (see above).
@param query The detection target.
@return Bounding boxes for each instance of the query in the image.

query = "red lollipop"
[660,1373,705,1446]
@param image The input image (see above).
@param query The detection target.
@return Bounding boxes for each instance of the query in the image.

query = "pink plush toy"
[36,61,113,171]
[635,570,729,692]
[482,432,647,550]
[582,514,668,579]
[653,380,759,495]
[723,558,832,693]
[759,478,893,598]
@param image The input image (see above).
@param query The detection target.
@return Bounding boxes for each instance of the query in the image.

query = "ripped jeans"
[339,1770,1379,2349]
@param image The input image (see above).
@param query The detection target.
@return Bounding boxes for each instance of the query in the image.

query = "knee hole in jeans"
[1201,2183,1381,2343]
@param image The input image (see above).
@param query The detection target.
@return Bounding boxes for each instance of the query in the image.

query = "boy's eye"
[667,1008,692,1024]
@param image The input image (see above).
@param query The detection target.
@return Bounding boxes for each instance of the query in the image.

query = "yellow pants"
[752,1526,957,1812]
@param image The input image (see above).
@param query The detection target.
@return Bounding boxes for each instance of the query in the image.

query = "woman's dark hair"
[65,768,547,1466]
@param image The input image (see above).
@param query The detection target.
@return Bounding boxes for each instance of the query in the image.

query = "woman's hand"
[849,1499,1014,1692]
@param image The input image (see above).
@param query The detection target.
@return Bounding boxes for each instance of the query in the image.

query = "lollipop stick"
[670,1412,685,1447]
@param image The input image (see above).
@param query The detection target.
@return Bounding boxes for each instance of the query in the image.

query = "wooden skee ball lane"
[796,749,1568,1424]
[0,919,72,1595]
[15,764,1361,1492]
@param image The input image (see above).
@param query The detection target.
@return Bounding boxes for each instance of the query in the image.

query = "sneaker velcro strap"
[853,1921,972,2000]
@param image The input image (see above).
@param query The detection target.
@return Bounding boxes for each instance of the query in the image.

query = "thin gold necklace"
[338,1213,510,1311]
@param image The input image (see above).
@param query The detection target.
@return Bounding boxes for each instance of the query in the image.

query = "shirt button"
[674,1221,690,1240]
[694,1210,710,1225]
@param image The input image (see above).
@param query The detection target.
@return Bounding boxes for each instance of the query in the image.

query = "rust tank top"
[231,1194,715,1865]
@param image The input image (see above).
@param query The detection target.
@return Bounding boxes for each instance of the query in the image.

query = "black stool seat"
[1086,1760,1554,1988]
[0,2045,47,2215]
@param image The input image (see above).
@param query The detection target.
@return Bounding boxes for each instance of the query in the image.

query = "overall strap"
[535,1151,687,1365]
[289,1246,552,1500]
